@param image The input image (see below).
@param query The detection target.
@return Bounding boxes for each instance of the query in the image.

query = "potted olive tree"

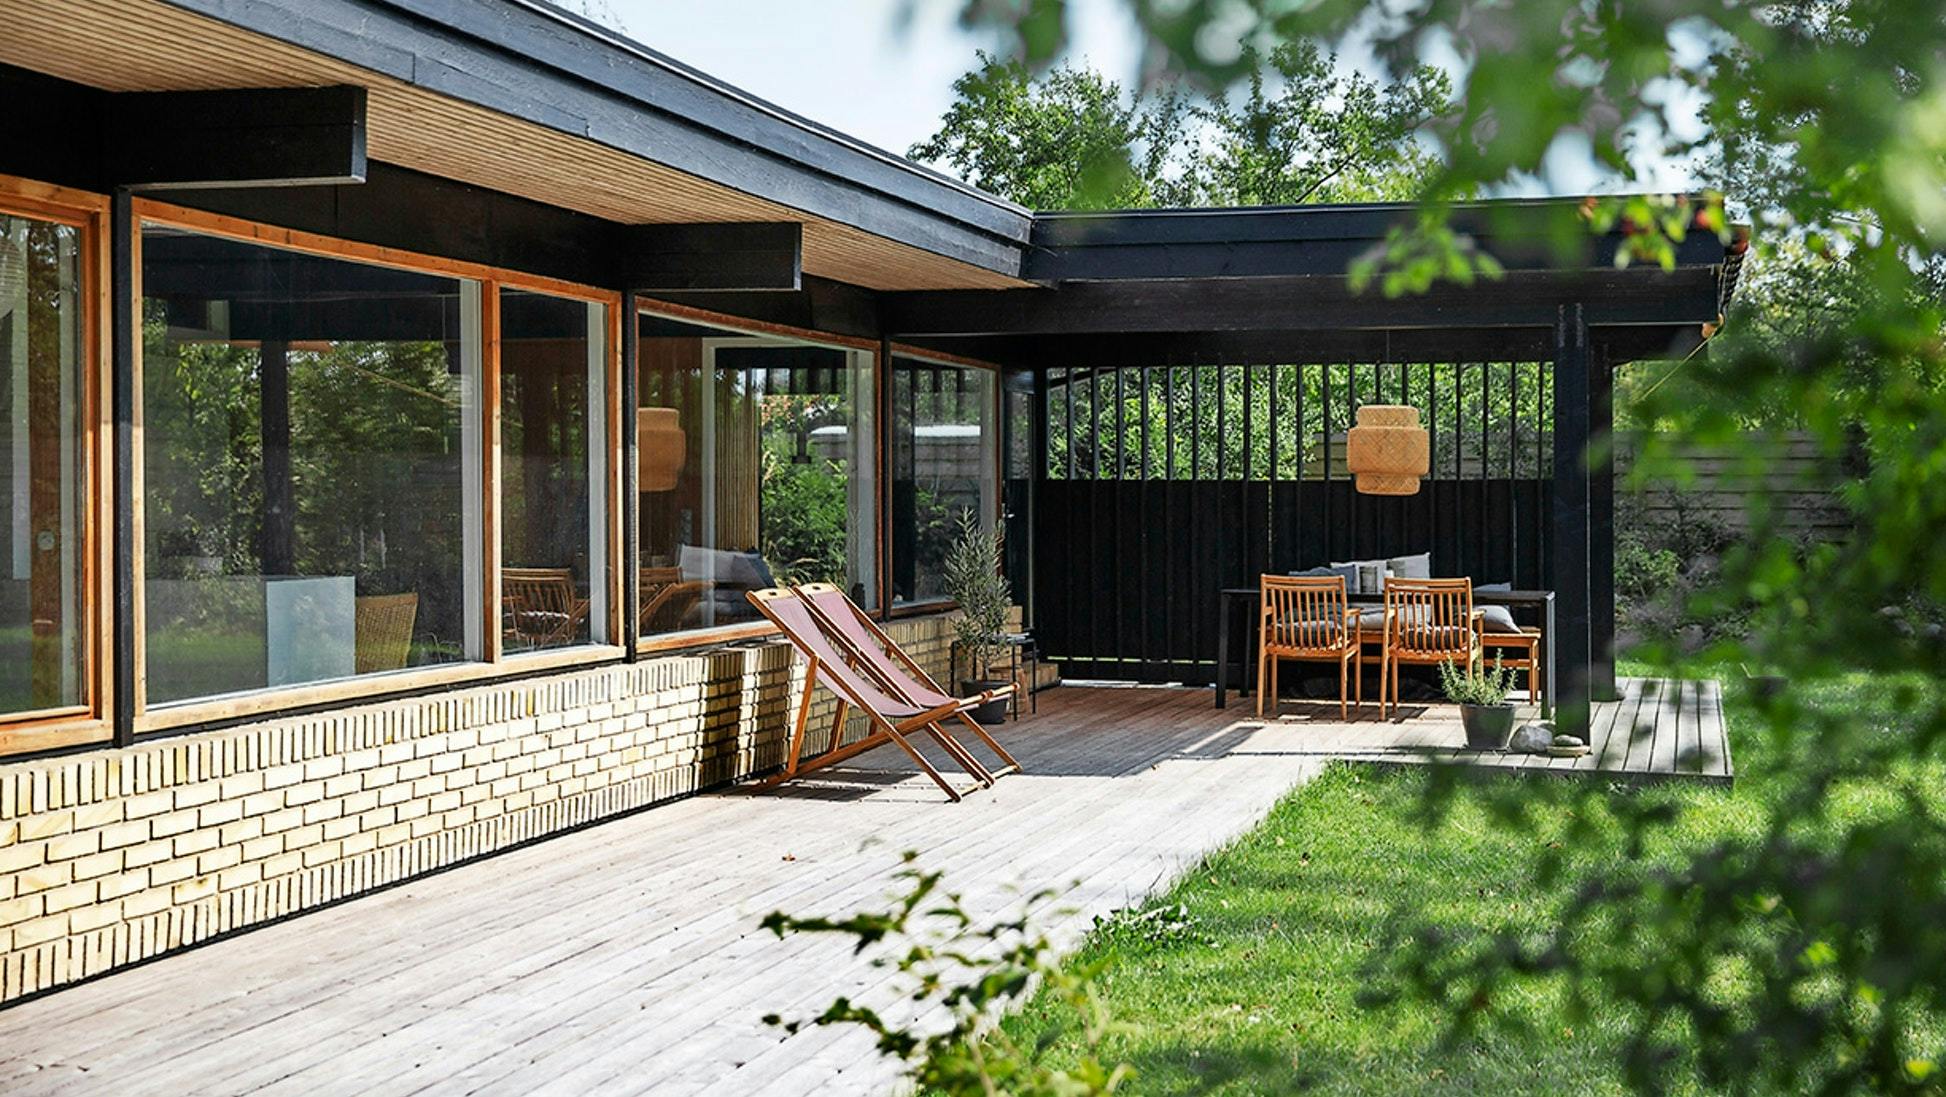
[1438,657,1520,749]
[943,509,1013,725]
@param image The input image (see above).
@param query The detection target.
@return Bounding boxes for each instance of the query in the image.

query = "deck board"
[0,681,1728,1097]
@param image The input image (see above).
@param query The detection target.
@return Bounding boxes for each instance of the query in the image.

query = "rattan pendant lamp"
[637,407,686,492]
[1345,404,1429,496]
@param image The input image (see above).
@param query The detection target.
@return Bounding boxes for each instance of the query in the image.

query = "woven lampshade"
[637,407,686,492]
[1345,404,1429,496]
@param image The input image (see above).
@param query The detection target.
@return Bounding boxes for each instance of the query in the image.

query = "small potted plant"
[1438,657,1519,749]
[942,509,1013,725]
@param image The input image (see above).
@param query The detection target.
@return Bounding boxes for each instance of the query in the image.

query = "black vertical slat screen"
[1031,358,1560,682]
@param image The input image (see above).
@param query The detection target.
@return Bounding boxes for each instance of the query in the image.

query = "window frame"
[129,199,625,735]
[488,281,624,662]
[631,299,883,654]
[882,349,1005,619]
[0,175,114,755]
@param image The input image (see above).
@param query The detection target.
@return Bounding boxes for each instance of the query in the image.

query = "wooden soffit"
[1,0,1031,291]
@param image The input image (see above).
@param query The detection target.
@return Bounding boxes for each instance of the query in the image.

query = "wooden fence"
[1615,431,1855,543]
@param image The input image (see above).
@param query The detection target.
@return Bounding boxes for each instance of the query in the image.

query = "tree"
[942,0,1946,1090]
[908,47,1450,210]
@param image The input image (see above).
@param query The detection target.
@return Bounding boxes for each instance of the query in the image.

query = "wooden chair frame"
[502,566,589,648]
[743,587,996,802]
[1482,626,1544,705]
[1379,577,1484,718]
[794,582,1021,781]
[1257,574,1362,720]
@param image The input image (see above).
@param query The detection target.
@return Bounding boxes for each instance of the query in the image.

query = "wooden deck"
[1271,675,1733,784]
[0,681,1728,1097]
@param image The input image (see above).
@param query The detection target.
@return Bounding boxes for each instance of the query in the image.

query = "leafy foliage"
[950,0,1946,1089]
[942,508,1011,678]
[1436,657,1516,708]
[909,47,1450,210]
[761,851,1135,1096]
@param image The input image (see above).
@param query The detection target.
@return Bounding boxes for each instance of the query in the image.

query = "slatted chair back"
[1260,575,1351,655]
[1383,577,1477,659]
[504,567,577,617]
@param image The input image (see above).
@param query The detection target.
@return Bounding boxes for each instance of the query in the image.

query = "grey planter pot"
[961,679,1011,725]
[1459,703,1516,750]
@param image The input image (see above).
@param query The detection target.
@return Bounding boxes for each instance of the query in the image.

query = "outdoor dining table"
[1214,585,1556,717]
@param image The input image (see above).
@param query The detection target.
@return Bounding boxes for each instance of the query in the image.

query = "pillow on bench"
[1476,582,1522,634]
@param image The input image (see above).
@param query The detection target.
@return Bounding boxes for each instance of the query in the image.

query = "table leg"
[1215,594,1231,709]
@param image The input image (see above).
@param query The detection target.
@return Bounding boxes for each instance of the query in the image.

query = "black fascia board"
[1025,198,1736,283]
[914,323,1706,370]
[155,0,1031,276]
[881,267,1725,338]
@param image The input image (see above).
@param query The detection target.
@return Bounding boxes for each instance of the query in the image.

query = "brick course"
[0,615,958,1002]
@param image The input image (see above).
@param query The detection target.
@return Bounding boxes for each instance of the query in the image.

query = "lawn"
[997,665,1943,1095]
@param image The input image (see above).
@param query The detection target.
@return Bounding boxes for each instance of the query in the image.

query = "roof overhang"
[888,198,1748,366]
[1,0,1034,290]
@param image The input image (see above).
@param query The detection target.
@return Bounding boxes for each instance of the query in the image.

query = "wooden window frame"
[883,349,1005,618]
[630,298,914,654]
[0,175,114,756]
[488,278,626,663]
[128,200,626,735]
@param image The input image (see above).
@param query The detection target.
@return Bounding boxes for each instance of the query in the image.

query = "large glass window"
[500,289,609,653]
[891,357,997,606]
[141,225,482,704]
[637,312,875,638]
[0,208,87,717]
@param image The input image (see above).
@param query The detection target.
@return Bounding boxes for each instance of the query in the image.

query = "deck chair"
[794,582,1021,781]
[744,587,998,802]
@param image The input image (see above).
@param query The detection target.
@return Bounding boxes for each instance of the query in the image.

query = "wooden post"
[1551,304,1593,737]
[1589,344,1618,701]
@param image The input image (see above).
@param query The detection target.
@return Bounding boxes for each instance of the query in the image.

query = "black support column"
[110,190,137,746]
[620,293,640,660]
[1551,304,1593,736]
[1589,344,1618,701]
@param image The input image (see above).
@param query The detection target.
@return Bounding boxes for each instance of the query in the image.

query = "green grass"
[995,663,1943,1095]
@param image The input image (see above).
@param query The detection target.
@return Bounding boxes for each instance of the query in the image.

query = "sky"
[595,0,1146,158]
[588,0,1697,195]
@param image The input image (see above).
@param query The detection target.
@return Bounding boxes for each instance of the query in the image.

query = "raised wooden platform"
[1264,676,1732,785]
[0,682,1728,1097]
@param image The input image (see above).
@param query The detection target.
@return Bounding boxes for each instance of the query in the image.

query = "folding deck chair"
[794,583,1022,781]
[744,587,1005,802]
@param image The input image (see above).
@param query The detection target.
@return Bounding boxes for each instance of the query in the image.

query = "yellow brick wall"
[0,614,959,1003]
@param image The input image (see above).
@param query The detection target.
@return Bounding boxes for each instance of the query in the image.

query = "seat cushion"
[1399,625,1475,650]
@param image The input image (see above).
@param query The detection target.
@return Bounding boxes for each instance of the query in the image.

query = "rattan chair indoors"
[1257,574,1362,720]
[354,592,418,675]
[1379,577,1483,718]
